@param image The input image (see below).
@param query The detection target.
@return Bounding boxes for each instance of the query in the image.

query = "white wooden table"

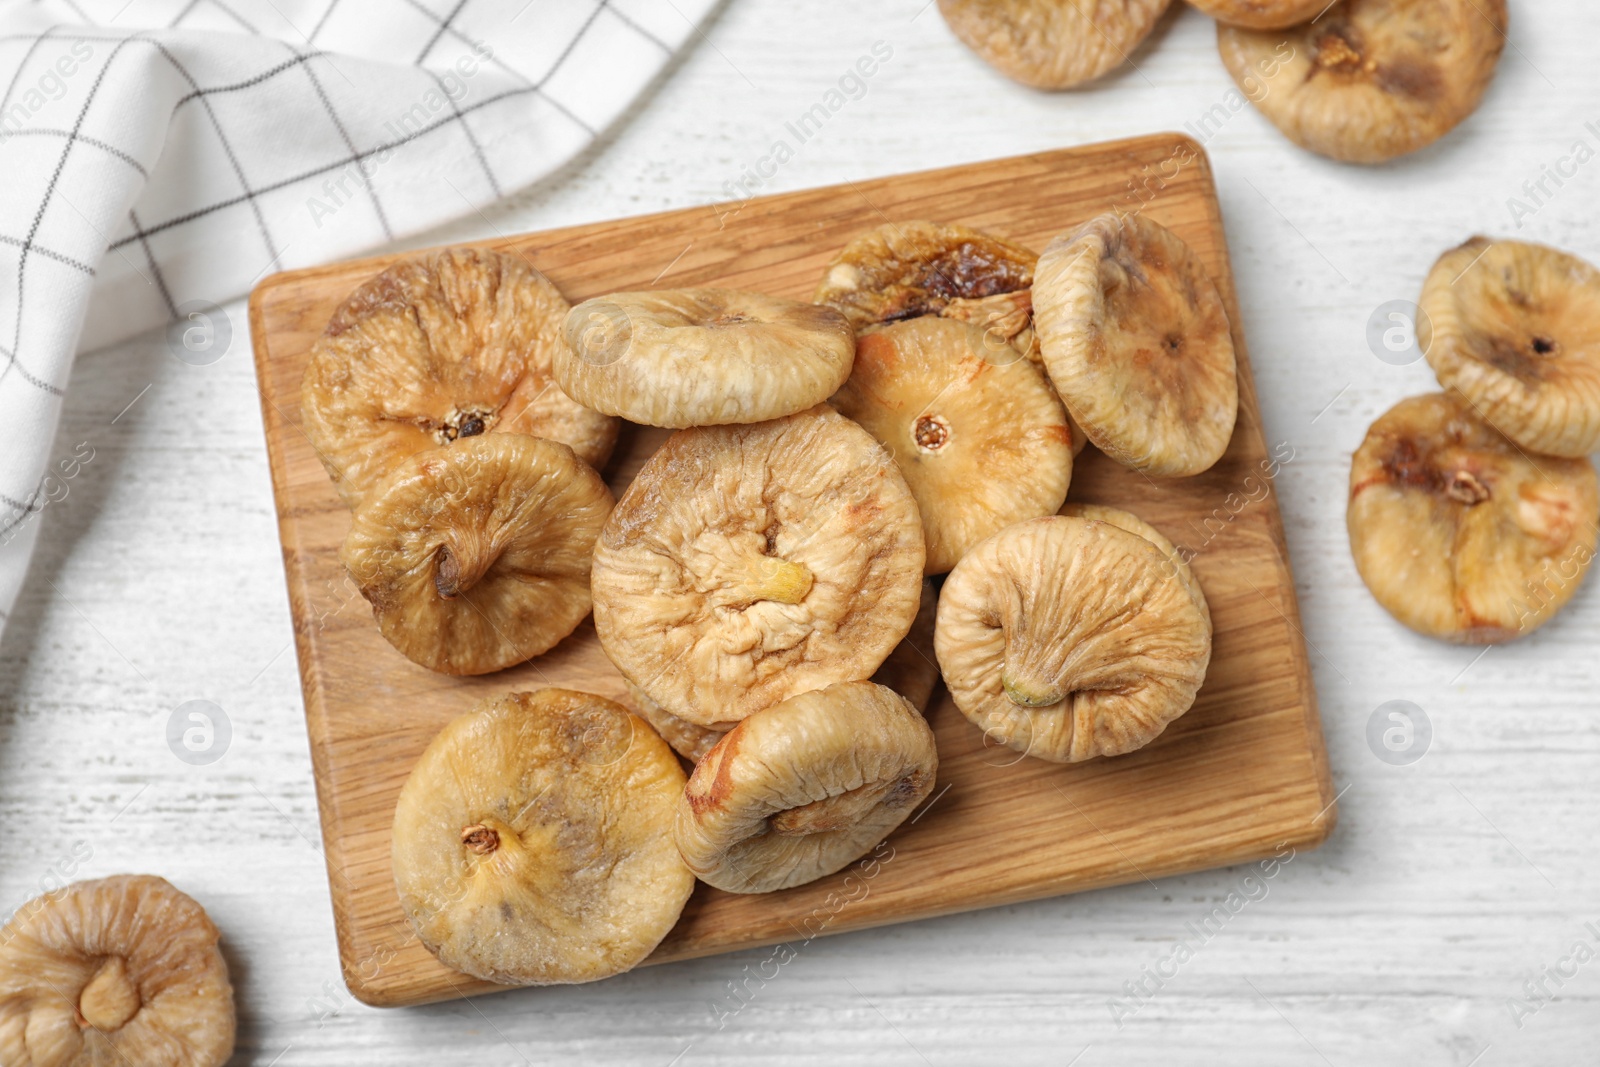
[4,2,1597,1063]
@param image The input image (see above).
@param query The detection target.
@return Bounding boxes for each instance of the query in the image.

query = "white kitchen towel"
[0,0,717,637]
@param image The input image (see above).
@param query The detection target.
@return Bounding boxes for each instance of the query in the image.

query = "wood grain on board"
[248,134,1336,1009]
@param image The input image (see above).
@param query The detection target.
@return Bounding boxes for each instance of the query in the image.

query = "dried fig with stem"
[392,688,693,985]
[302,247,617,508]
[1419,237,1600,458]
[831,316,1072,574]
[938,0,1172,89]
[935,515,1212,762]
[1217,0,1509,164]
[342,434,613,675]
[0,875,235,1067]
[592,405,925,728]
[556,289,854,428]
[814,220,1037,333]
[674,681,938,893]
[1187,0,1326,29]
[1061,502,1210,631]
[1348,392,1599,643]
[1034,213,1237,476]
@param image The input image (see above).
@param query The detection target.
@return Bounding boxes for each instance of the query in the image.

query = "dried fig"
[341,434,613,675]
[1217,0,1509,164]
[831,316,1072,574]
[1034,213,1237,476]
[302,247,618,508]
[938,0,1172,89]
[814,220,1036,333]
[1060,502,1210,631]
[555,289,854,428]
[0,875,235,1067]
[392,688,693,985]
[1187,0,1325,28]
[674,681,938,893]
[1348,393,1599,643]
[1419,237,1600,458]
[624,679,726,764]
[592,405,926,728]
[935,515,1212,762]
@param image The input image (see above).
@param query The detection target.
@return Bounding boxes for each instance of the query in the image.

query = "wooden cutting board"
[249,134,1336,1009]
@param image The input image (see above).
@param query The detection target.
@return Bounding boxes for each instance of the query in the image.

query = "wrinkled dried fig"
[832,316,1072,574]
[1348,392,1598,643]
[938,0,1172,89]
[674,681,938,893]
[1060,502,1210,631]
[1188,0,1325,28]
[1419,237,1600,458]
[1218,0,1508,163]
[814,220,1036,333]
[392,689,692,985]
[0,875,235,1067]
[556,289,853,428]
[592,405,925,728]
[302,247,617,508]
[1034,213,1237,476]
[936,516,1212,762]
[341,434,613,675]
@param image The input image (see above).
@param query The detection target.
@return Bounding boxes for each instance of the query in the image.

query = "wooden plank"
[247,133,1335,1009]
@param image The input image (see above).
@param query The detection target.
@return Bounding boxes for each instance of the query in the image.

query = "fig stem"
[77,956,140,1032]
[737,557,814,606]
[435,542,494,599]
[461,824,500,855]
[1001,672,1064,708]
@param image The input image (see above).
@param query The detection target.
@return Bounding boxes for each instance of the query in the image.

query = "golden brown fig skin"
[1034,213,1237,477]
[1060,502,1210,632]
[341,434,613,676]
[0,875,236,1067]
[1348,392,1599,644]
[1218,0,1509,164]
[392,689,692,985]
[557,288,854,428]
[832,317,1072,574]
[1420,237,1600,458]
[302,247,617,508]
[938,0,1173,90]
[674,681,937,893]
[935,515,1212,763]
[1187,0,1326,29]
[593,405,926,728]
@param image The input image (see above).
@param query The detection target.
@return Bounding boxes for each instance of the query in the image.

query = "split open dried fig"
[938,0,1172,89]
[341,434,613,675]
[1034,213,1237,476]
[1348,392,1599,643]
[814,220,1037,333]
[392,688,693,985]
[0,875,235,1067]
[592,405,925,728]
[1060,502,1210,631]
[831,316,1072,574]
[1217,0,1508,163]
[674,680,938,893]
[1419,237,1600,458]
[302,247,617,508]
[935,515,1212,762]
[555,289,854,428]
[1187,0,1325,28]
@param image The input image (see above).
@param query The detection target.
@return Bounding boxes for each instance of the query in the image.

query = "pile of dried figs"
[1349,237,1600,643]
[285,211,1238,988]
[939,0,1509,164]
